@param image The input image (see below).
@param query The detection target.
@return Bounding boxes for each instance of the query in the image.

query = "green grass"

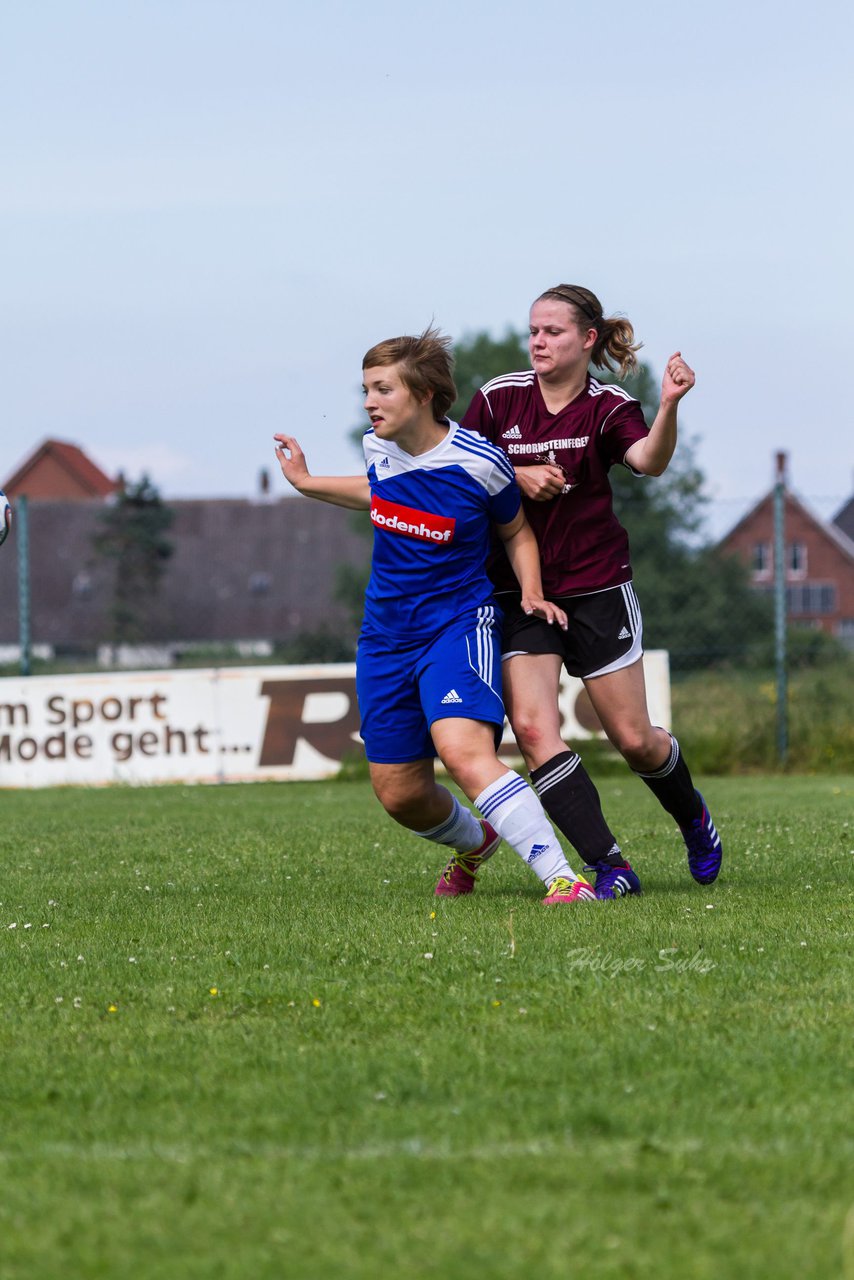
[0,776,852,1279]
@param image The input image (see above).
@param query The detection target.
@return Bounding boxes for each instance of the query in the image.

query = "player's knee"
[613,726,657,767]
[373,780,430,827]
[510,711,547,758]
[436,745,481,793]
[436,737,466,775]
[377,794,415,826]
[371,780,404,820]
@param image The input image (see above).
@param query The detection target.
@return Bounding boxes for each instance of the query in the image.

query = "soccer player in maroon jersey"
[454,284,722,897]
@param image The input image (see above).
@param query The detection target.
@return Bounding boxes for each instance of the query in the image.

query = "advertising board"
[0,654,670,788]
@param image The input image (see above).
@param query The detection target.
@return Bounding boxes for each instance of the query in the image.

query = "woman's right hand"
[516,463,565,501]
[274,434,310,492]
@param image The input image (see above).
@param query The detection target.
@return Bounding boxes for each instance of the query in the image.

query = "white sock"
[475,771,575,885]
[414,794,484,852]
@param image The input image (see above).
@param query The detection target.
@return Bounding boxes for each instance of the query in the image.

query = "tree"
[93,475,174,649]
[449,329,529,421]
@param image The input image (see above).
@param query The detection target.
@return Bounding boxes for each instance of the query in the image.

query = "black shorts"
[498,582,643,679]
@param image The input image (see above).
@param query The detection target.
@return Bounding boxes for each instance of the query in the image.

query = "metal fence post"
[17,495,31,677]
[773,453,788,763]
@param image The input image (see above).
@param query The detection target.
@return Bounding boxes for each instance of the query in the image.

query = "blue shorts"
[357,604,505,764]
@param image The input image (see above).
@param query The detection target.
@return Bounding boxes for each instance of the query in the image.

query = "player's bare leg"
[581,659,669,770]
[502,653,566,769]
[369,759,455,831]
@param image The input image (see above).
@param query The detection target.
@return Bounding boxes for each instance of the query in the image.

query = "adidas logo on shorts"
[441,689,463,704]
[502,425,522,439]
[617,626,631,640]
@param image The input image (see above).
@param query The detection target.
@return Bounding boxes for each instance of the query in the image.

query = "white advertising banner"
[0,654,670,789]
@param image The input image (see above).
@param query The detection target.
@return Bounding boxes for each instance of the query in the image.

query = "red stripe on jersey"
[370,494,456,544]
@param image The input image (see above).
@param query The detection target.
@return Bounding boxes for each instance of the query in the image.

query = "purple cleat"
[680,792,723,885]
[585,860,642,900]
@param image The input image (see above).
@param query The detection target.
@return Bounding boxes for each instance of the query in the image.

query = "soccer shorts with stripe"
[498,582,643,679]
[356,604,505,764]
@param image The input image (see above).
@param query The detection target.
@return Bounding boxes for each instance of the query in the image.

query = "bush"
[667,657,854,773]
[275,629,356,665]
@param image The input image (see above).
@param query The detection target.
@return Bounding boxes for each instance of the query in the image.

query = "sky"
[2,0,852,539]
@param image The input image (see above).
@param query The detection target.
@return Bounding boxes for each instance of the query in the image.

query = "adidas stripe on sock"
[531,750,623,866]
[476,770,575,886]
[636,733,702,825]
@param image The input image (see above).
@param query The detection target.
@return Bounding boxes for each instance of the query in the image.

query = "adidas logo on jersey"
[378,457,391,469]
[441,689,463,704]
[617,627,631,640]
[502,425,522,439]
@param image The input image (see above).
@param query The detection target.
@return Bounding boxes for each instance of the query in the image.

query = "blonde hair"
[536,284,643,378]
[362,325,457,422]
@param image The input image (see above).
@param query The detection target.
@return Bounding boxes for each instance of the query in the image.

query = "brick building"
[719,454,854,646]
[3,439,118,502]
[0,496,369,660]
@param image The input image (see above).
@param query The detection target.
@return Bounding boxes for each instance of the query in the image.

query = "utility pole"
[16,496,32,676]
[772,452,788,764]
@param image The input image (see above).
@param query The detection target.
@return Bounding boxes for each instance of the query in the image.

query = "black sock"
[635,733,702,826]
[530,751,624,867]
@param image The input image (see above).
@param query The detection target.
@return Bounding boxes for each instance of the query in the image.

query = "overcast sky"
[2,0,851,538]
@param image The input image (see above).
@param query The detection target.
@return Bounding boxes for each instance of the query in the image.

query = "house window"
[786,583,836,616]
[787,542,807,578]
[752,542,771,578]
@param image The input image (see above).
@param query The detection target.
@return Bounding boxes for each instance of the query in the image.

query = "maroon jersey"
[462,370,649,596]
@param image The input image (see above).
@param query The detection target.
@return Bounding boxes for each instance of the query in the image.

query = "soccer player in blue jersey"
[274,326,597,905]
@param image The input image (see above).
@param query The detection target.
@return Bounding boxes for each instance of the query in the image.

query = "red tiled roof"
[3,438,117,498]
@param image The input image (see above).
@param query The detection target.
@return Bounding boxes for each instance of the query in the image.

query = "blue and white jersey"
[361,421,521,641]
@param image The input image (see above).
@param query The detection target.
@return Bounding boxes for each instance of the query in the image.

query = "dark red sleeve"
[599,400,649,467]
[460,390,496,443]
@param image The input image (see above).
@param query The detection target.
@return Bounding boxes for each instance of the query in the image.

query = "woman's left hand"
[522,596,568,630]
[661,352,695,404]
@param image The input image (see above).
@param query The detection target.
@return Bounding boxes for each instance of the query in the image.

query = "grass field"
[1,774,851,1279]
